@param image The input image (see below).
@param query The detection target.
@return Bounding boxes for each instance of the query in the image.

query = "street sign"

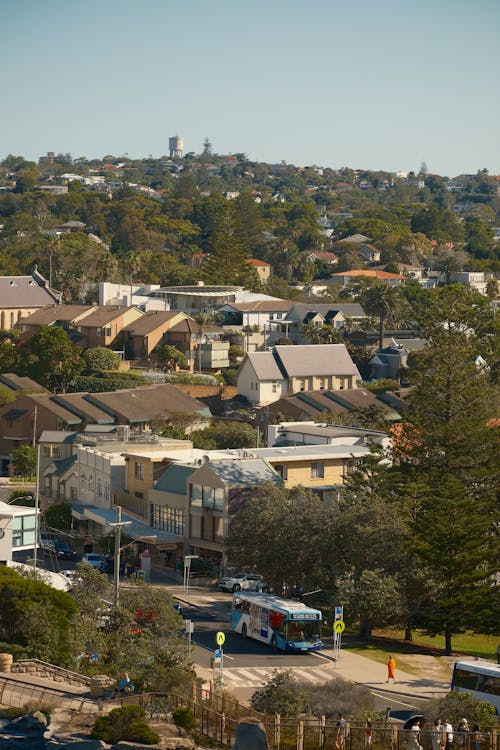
[216,631,225,646]
[214,648,222,660]
[334,620,345,633]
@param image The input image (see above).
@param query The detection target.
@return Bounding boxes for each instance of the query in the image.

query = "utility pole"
[33,443,41,579]
[110,506,132,609]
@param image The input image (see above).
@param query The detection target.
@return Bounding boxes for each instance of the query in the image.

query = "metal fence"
[102,692,499,750]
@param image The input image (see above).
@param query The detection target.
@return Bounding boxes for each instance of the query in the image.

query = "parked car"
[49,540,77,560]
[81,552,105,569]
[60,570,83,588]
[219,573,270,593]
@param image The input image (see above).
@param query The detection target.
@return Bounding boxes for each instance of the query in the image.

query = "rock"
[232,718,269,750]
[6,710,48,733]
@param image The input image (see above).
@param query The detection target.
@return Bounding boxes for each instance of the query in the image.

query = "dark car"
[50,540,77,560]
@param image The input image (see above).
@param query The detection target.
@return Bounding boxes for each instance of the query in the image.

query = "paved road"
[171,584,449,713]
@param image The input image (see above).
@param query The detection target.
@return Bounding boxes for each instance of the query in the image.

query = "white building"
[0,501,38,563]
[237,344,361,406]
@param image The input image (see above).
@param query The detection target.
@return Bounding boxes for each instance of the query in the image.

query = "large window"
[151,505,184,535]
[190,484,202,508]
[191,484,225,511]
[135,463,144,480]
[12,514,36,547]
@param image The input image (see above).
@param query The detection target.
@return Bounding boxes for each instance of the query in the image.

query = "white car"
[219,573,269,593]
[81,553,105,569]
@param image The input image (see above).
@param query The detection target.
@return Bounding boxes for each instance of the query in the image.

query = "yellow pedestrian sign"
[334,620,345,634]
[216,631,226,646]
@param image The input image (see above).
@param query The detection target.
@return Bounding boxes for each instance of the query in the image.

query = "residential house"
[245,258,271,283]
[0,269,61,331]
[15,304,95,341]
[260,387,403,424]
[369,338,426,380]
[118,310,188,361]
[148,285,243,315]
[358,244,381,263]
[0,501,38,563]
[267,421,391,450]
[165,318,230,371]
[327,269,405,287]
[0,373,45,394]
[72,305,144,348]
[237,344,361,406]
[306,251,338,267]
[271,302,366,344]
[0,384,210,472]
[217,299,292,332]
[335,233,372,245]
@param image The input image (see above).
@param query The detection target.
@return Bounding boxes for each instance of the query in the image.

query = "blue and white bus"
[451,660,500,714]
[231,591,323,652]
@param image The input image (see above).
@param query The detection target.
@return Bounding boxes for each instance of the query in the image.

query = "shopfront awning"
[73,505,182,545]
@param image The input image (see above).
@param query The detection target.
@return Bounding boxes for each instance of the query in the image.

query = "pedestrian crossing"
[222,665,332,688]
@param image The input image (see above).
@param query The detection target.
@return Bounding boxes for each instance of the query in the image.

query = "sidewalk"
[319,646,449,701]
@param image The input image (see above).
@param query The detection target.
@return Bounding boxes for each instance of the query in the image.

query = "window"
[135,463,144,480]
[12,513,36,547]
[151,505,184,535]
[271,381,277,393]
[274,464,288,480]
[214,487,225,511]
[318,378,325,390]
[299,379,305,391]
[190,484,202,508]
[311,462,324,479]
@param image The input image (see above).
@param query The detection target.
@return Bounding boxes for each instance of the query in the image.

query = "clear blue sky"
[1,0,499,177]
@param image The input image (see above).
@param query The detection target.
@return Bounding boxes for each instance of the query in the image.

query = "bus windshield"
[287,619,321,643]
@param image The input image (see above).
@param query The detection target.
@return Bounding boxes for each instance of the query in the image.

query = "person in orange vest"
[387,654,397,683]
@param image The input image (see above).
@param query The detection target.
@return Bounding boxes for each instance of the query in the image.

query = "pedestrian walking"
[335,713,347,750]
[387,654,397,683]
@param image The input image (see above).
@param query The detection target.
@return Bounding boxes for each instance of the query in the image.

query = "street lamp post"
[183,554,199,600]
[108,506,132,609]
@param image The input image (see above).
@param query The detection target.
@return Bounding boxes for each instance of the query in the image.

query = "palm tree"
[362,282,402,350]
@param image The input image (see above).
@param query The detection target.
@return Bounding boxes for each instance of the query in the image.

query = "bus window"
[454,668,478,690]
[477,675,500,696]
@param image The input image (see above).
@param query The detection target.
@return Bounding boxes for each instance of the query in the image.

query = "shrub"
[91,705,159,745]
[302,677,375,719]
[421,691,497,727]
[251,671,307,717]
[172,705,196,732]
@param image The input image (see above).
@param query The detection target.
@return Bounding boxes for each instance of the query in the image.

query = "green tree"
[401,289,499,653]
[154,344,188,371]
[192,421,257,450]
[84,347,121,373]
[361,282,403,349]
[0,567,77,665]
[251,671,307,717]
[22,326,85,392]
[44,502,72,530]
[11,445,37,479]
[227,483,329,593]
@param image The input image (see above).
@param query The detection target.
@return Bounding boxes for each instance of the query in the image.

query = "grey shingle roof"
[1,276,60,307]
[85,384,210,422]
[275,344,360,378]
[286,302,366,320]
[120,310,183,335]
[16,304,94,326]
[0,373,45,392]
[246,352,285,381]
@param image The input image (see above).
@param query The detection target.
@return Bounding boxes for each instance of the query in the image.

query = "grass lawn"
[343,629,498,662]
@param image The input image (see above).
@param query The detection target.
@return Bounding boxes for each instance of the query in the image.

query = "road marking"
[370,690,418,708]
[222,665,332,688]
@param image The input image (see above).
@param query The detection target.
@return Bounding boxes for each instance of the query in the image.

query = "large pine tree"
[401,287,499,652]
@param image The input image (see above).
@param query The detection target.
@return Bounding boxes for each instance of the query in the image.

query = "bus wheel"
[241,624,247,638]
[271,635,277,650]
[233,584,241,592]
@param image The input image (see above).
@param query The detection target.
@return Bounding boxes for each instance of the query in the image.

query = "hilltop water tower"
[169,135,184,158]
